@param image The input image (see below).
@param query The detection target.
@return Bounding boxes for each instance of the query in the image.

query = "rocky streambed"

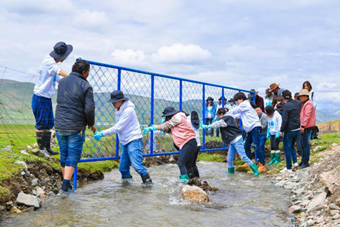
[272,144,340,226]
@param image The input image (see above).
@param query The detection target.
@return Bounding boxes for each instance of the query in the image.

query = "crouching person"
[201,108,260,176]
[143,106,197,184]
[55,59,96,195]
[94,91,153,186]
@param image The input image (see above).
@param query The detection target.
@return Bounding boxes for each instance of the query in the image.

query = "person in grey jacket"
[55,59,96,195]
[255,106,268,167]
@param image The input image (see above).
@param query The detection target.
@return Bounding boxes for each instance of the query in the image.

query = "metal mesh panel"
[152,77,180,153]
[204,85,224,149]
[78,61,254,160]
[83,65,118,158]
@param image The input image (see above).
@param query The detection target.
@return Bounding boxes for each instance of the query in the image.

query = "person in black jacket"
[279,90,300,173]
[201,108,260,176]
[55,59,96,195]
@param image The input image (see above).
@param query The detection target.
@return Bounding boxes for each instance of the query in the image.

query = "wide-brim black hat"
[162,106,180,117]
[206,96,214,102]
[50,42,73,60]
[228,98,234,102]
[107,90,129,103]
[218,96,226,101]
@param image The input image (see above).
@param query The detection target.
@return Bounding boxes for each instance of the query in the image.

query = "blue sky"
[1,0,340,109]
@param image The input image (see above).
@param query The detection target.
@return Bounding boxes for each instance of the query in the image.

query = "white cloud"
[111,49,147,66]
[152,44,212,64]
[73,9,109,28]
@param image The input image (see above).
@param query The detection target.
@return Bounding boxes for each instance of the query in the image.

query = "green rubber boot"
[273,153,281,165]
[268,153,276,165]
[250,163,260,176]
[228,167,235,175]
[179,174,190,184]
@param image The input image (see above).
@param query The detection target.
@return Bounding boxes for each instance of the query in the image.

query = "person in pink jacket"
[299,89,316,168]
[143,106,197,183]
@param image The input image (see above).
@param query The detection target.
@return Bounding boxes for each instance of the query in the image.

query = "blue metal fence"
[73,60,255,189]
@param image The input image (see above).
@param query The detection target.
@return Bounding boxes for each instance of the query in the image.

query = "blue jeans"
[301,128,312,164]
[56,130,85,168]
[228,137,253,168]
[259,134,267,157]
[283,130,299,170]
[119,138,148,178]
[244,126,264,164]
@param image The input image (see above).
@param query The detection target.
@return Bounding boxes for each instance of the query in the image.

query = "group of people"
[32,42,317,195]
[202,82,316,175]
[204,97,237,137]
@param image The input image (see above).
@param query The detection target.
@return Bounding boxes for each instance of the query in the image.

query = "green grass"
[198,153,224,162]
[272,132,340,173]
[0,125,118,185]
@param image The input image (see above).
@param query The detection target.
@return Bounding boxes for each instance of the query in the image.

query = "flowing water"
[2,161,293,226]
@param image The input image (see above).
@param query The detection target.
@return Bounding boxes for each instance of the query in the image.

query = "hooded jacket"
[102,100,142,145]
[231,100,261,132]
[55,72,95,131]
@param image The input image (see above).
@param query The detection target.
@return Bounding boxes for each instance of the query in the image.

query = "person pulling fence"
[93,90,153,186]
[201,108,260,176]
[32,42,73,156]
[143,106,198,184]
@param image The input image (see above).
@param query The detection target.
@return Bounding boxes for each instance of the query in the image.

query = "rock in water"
[16,192,42,208]
[36,186,46,197]
[182,185,211,203]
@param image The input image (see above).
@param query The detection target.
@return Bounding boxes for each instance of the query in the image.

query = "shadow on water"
[2,161,293,227]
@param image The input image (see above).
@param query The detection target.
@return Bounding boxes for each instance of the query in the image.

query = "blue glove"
[94,131,104,141]
[143,125,157,134]
[266,129,270,140]
[275,130,280,139]
[161,119,165,124]
[201,124,212,129]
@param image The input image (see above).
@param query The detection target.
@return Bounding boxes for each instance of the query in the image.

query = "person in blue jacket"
[204,97,217,136]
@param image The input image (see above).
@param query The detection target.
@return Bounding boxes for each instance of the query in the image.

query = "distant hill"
[1,79,339,125]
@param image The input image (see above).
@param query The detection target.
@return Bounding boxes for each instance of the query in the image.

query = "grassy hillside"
[317,119,340,131]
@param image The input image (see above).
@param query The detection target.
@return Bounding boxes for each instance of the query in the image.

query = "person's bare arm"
[59,69,68,77]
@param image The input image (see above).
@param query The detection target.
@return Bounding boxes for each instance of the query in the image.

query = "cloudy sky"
[1,0,340,109]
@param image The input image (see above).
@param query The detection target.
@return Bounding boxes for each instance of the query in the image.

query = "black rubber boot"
[43,131,59,155]
[122,176,133,185]
[188,167,195,179]
[193,166,200,178]
[141,173,153,186]
[36,132,50,157]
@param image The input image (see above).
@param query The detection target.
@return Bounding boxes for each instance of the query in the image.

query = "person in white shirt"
[265,105,282,165]
[204,97,217,136]
[32,42,73,156]
[94,90,153,186]
[231,92,267,173]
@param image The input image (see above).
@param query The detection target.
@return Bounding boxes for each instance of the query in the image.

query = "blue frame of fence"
[73,60,255,190]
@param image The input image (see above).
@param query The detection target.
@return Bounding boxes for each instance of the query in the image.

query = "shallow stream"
[2,161,292,226]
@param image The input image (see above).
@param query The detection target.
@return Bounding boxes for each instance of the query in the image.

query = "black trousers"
[177,139,197,175]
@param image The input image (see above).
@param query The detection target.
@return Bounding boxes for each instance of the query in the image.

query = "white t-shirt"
[207,106,212,118]
[267,110,282,135]
[33,55,61,99]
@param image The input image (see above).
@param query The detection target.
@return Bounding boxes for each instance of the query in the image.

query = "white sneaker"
[293,163,299,169]
[280,168,293,173]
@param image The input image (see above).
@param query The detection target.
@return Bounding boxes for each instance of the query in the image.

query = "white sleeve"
[276,114,282,131]
[48,63,61,76]
[231,102,247,115]
[102,108,133,136]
